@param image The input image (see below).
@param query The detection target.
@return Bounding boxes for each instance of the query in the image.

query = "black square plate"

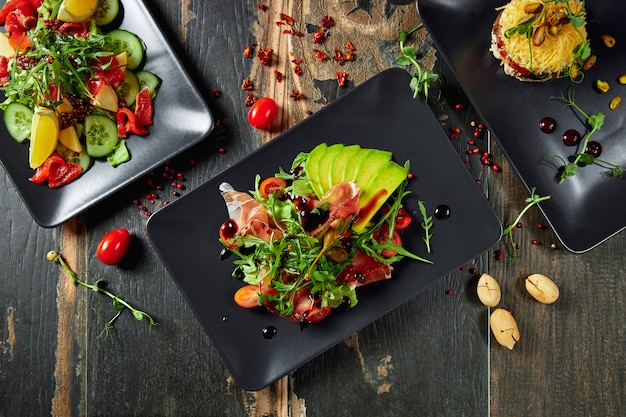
[147,68,501,391]
[418,0,626,253]
[0,0,213,227]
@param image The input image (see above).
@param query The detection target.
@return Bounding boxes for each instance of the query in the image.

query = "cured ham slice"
[219,182,281,242]
[336,250,392,290]
[309,181,360,235]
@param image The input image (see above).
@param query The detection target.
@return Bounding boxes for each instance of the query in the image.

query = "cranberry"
[539,117,557,133]
[585,141,602,158]
[562,129,581,146]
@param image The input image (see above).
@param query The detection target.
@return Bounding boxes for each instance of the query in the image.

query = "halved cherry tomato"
[394,208,412,230]
[234,285,259,308]
[248,97,277,129]
[304,304,331,323]
[259,176,287,198]
[96,228,131,265]
[373,224,402,257]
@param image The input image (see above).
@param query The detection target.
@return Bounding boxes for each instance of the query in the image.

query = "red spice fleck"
[334,49,345,65]
[537,223,546,229]
[322,15,335,28]
[292,62,303,75]
[469,267,478,275]
[276,21,285,26]
[244,92,257,107]
[243,43,256,58]
[257,48,273,65]
[273,70,284,82]
[345,42,356,51]
[218,147,225,154]
[283,28,304,36]
[454,103,464,110]
[459,265,467,271]
[446,290,453,295]
[279,13,294,25]
[313,49,330,61]
[209,89,222,97]
[336,71,347,87]
[532,239,540,245]
[290,90,305,101]
[468,139,475,145]
[516,222,524,228]
[241,78,254,90]
[312,28,326,44]
[257,3,267,11]
[343,50,356,61]
[449,133,457,140]
[494,250,503,261]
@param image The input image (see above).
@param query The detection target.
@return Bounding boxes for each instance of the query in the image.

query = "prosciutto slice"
[336,250,393,290]
[219,182,281,242]
[308,181,360,236]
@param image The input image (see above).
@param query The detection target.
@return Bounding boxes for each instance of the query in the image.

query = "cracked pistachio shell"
[490,308,520,350]
[525,273,559,304]
[476,273,501,307]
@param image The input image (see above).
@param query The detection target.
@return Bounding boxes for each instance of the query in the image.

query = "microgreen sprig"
[396,24,440,99]
[417,200,433,253]
[46,251,158,339]
[549,90,619,182]
[501,188,550,261]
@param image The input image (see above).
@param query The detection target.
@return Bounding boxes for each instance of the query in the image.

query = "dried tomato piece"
[290,90,305,101]
[273,70,284,82]
[345,42,356,51]
[257,3,267,11]
[343,50,356,61]
[283,28,304,36]
[244,92,257,107]
[334,49,345,65]
[257,48,273,65]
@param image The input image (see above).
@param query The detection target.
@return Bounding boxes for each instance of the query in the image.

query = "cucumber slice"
[84,114,119,157]
[116,70,140,106]
[106,29,145,70]
[4,103,34,142]
[136,70,161,98]
[56,142,92,172]
[94,0,120,26]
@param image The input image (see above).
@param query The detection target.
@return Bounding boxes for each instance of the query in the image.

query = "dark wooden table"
[1,1,624,416]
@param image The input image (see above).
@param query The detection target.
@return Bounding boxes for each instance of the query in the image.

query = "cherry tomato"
[304,304,331,323]
[248,97,277,129]
[373,224,402,257]
[234,285,260,308]
[394,208,412,230]
[96,228,131,265]
[259,176,287,198]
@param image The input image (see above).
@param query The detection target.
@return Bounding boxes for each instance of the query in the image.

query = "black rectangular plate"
[0,0,213,227]
[147,68,502,391]
[418,0,626,253]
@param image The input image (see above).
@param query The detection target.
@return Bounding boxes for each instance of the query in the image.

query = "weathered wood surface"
[0,1,624,416]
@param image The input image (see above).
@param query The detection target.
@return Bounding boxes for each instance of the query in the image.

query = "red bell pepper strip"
[0,56,9,86]
[29,152,82,188]
[134,89,153,126]
[116,107,148,138]
[93,55,126,85]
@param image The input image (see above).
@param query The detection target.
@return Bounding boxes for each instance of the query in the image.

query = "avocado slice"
[306,143,327,197]
[353,149,392,193]
[315,143,343,196]
[329,144,361,189]
[352,161,408,232]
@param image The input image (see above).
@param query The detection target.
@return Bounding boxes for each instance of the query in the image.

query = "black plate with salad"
[0,0,213,227]
[418,0,626,253]
[147,68,502,391]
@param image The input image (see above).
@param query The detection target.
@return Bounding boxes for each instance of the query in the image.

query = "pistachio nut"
[490,308,520,350]
[525,273,559,304]
[476,273,501,307]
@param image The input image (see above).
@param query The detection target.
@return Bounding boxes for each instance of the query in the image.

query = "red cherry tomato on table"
[96,228,131,265]
[248,97,277,129]
[259,176,287,198]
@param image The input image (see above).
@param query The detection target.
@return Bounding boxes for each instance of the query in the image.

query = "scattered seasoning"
[313,49,330,61]
[322,15,335,28]
[243,43,256,58]
[279,13,294,25]
[209,89,222,97]
[273,70,284,82]
[290,90,305,101]
[257,3,267,11]
[244,92,257,107]
[283,28,304,37]
[345,42,356,51]
[257,48,273,65]
[312,28,326,44]
[454,103,464,110]
[241,78,254,90]
[334,49,345,65]
[336,71,347,87]
[292,58,303,75]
